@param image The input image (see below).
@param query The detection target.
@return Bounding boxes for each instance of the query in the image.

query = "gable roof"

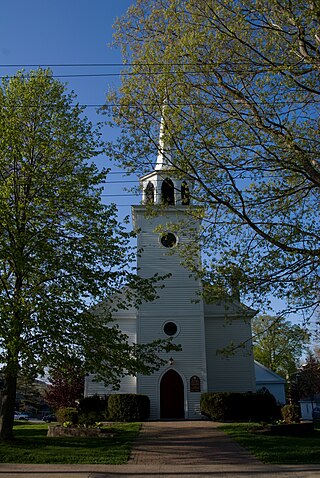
[254,361,286,384]
[204,298,257,319]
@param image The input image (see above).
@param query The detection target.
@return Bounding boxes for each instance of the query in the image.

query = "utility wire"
[0,61,285,67]
[0,64,318,78]
[2,101,317,108]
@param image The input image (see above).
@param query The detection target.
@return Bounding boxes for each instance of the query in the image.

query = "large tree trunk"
[0,366,18,441]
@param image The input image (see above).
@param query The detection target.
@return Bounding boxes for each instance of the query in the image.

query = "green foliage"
[108,394,150,422]
[56,407,78,426]
[108,0,320,319]
[78,395,108,425]
[16,374,47,415]
[200,391,280,422]
[281,404,300,424]
[0,68,179,440]
[252,315,309,377]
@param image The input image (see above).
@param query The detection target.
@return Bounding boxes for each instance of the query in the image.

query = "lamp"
[168,357,174,366]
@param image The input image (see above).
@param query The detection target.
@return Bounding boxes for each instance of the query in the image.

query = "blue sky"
[0,0,137,218]
[0,1,307,321]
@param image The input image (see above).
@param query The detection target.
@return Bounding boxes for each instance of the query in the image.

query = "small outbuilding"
[299,396,320,420]
[254,360,286,404]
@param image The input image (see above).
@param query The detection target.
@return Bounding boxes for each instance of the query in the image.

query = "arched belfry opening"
[144,181,155,204]
[181,181,190,205]
[161,178,175,205]
[160,369,184,419]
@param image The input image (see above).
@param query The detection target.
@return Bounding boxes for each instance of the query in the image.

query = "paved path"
[1,420,320,477]
[130,420,262,465]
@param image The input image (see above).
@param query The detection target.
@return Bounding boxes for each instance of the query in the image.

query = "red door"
[160,369,184,419]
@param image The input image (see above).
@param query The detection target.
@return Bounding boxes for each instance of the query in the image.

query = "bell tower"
[140,114,192,208]
[132,115,207,420]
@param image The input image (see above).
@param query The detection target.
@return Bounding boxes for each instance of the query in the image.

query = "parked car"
[312,407,320,420]
[14,412,29,420]
[42,414,56,423]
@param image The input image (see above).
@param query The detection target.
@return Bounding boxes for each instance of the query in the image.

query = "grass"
[220,422,320,464]
[0,421,141,464]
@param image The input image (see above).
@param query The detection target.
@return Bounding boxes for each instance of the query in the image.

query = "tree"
[44,363,84,411]
[292,353,320,402]
[252,315,309,377]
[105,0,320,318]
[15,374,48,415]
[0,69,177,440]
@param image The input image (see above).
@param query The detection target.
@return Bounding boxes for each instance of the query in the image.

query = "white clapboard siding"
[85,373,137,397]
[85,197,257,420]
[84,315,137,397]
[205,313,256,393]
[134,206,207,419]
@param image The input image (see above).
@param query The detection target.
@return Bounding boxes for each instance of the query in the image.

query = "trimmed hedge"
[78,395,109,425]
[200,390,280,422]
[108,394,150,422]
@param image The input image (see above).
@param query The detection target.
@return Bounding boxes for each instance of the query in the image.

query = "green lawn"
[221,423,320,464]
[0,422,141,464]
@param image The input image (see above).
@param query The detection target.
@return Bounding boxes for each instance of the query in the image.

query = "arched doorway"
[160,369,184,419]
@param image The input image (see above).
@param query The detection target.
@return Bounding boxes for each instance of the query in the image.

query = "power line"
[0,63,126,67]
[2,101,318,109]
[0,62,271,67]
[1,66,318,80]
[101,194,138,197]
[0,62,191,67]
[104,180,136,183]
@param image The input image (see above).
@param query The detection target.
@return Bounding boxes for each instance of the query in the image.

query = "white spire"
[155,103,172,170]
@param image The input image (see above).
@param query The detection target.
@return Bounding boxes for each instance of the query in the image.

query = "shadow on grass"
[0,422,141,464]
[221,423,320,465]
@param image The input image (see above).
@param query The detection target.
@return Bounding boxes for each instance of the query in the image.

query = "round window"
[160,232,177,248]
[163,321,178,336]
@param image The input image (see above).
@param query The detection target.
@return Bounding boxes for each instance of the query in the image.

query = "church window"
[163,321,178,336]
[190,375,201,392]
[145,181,154,204]
[160,232,177,248]
[181,181,190,205]
[161,178,175,205]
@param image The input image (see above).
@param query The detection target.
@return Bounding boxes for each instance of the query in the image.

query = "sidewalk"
[0,421,320,477]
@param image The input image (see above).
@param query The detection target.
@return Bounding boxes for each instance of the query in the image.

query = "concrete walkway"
[1,421,320,477]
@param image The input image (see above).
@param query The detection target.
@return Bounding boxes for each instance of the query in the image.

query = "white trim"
[162,320,181,338]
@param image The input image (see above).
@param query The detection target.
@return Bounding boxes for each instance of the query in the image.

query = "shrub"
[248,388,281,422]
[78,395,108,425]
[200,390,280,422]
[56,407,78,425]
[200,392,238,421]
[108,394,150,422]
[281,404,300,424]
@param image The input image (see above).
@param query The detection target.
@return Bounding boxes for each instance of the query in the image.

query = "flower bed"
[47,425,114,438]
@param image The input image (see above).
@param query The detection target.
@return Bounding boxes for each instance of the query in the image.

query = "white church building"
[85,128,258,420]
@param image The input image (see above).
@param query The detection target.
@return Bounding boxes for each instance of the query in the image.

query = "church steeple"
[132,110,208,421]
[140,111,193,206]
[155,112,172,171]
